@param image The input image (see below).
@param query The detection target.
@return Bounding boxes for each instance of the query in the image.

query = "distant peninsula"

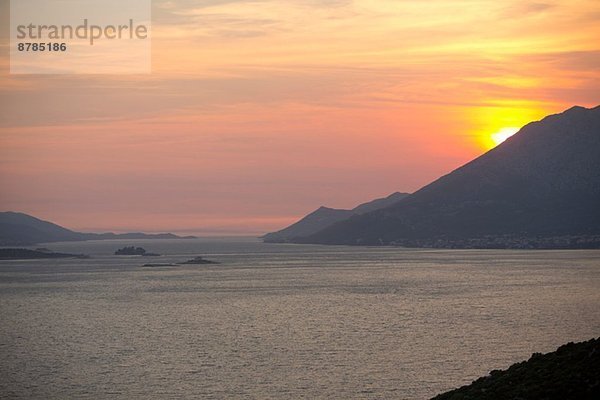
[0,248,88,260]
[0,211,196,246]
[432,337,600,400]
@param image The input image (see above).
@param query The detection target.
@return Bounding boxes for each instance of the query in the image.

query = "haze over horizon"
[1,0,599,235]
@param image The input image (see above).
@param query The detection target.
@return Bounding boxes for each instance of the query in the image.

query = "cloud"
[501,1,556,16]
[519,50,600,72]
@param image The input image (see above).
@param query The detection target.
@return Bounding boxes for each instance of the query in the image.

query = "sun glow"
[491,127,520,146]
[470,104,548,151]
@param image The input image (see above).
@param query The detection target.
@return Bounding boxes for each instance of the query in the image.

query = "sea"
[1,237,599,399]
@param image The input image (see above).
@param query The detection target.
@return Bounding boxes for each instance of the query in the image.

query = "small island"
[179,256,220,265]
[0,248,89,260]
[114,246,160,256]
[140,256,220,268]
[142,263,178,268]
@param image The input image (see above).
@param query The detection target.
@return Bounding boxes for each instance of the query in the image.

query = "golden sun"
[491,127,519,146]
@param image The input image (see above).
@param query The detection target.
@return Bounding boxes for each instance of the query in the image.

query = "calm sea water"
[1,238,599,399]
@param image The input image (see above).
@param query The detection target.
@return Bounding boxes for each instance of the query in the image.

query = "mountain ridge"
[263,192,409,243]
[292,105,600,248]
[0,211,196,246]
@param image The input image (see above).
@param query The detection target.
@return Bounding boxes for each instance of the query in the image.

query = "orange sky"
[0,0,599,235]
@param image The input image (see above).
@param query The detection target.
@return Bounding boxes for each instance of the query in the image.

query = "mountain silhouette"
[263,192,409,243]
[292,105,600,248]
[0,212,195,246]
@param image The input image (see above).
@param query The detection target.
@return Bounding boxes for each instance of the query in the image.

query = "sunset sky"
[0,0,599,235]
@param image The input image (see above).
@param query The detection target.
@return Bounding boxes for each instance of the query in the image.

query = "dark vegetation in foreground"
[432,337,600,400]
